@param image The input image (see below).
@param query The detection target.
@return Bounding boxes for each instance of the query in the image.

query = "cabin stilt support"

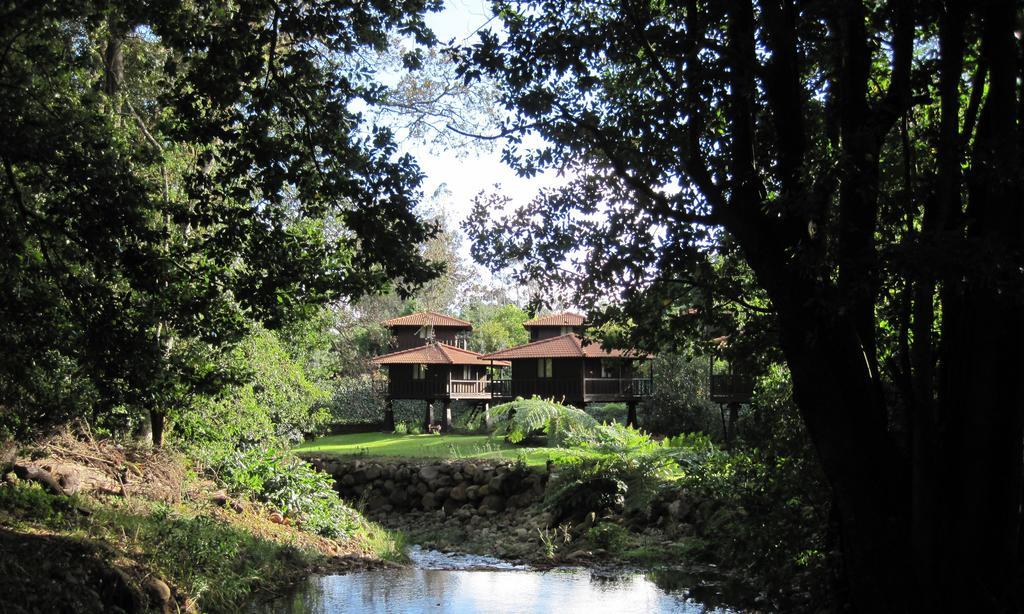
[424,400,434,432]
[441,400,452,432]
[626,401,638,428]
[483,402,491,430]
[382,399,395,432]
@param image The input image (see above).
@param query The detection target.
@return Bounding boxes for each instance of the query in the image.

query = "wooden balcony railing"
[449,379,490,397]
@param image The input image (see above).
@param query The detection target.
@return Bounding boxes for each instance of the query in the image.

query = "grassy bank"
[296,433,559,466]
[0,436,405,613]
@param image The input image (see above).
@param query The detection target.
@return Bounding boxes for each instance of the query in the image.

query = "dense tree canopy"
[0,0,444,440]
[462,0,1023,609]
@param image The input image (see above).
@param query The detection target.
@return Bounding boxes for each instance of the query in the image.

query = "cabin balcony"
[377,378,494,400]
[489,377,653,403]
[710,374,755,404]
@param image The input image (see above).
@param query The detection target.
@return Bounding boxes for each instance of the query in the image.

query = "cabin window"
[461,365,472,380]
[413,364,427,380]
[601,361,616,378]
[560,326,572,336]
[538,358,553,378]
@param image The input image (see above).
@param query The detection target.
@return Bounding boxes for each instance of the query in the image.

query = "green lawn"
[294,433,558,466]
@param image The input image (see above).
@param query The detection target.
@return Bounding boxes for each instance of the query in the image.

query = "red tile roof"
[483,334,647,360]
[372,342,509,366]
[381,311,472,328]
[522,312,586,327]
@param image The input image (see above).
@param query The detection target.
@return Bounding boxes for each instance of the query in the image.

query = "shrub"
[586,403,627,424]
[393,422,409,435]
[209,446,359,538]
[586,522,629,552]
[489,397,597,446]
[325,375,385,425]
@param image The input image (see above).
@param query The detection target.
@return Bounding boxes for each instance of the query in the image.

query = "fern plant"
[488,397,597,445]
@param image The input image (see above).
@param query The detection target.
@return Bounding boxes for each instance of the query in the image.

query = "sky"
[396,0,568,263]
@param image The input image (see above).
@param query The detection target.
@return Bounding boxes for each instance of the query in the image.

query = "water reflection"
[256,567,734,614]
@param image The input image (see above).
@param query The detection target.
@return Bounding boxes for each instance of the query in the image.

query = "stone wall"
[304,457,549,516]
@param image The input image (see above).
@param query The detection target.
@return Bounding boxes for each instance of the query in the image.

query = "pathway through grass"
[295,433,557,466]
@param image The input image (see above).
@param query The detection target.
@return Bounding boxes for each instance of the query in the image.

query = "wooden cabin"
[381,311,472,350]
[523,311,585,341]
[372,342,507,402]
[483,312,653,425]
[372,312,508,431]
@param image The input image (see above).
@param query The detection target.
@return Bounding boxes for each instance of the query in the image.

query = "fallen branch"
[11,463,67,496]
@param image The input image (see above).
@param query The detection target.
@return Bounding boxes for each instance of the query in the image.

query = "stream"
[254,547,738,613]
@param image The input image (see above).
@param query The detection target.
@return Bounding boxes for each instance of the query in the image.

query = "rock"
[564,549,592,562]
[435,487,451,501]
[340,474,355,486]
[396,466,411,481]
[365,465,382,481]
[269,511,285,524]
[419,466,440,482]
[480,495,506,513]
[449,483,468,501]
[466,485,480,500]
[98,566,144,613]
[421,493,438,510]
[389,489,409,507]
[442,498,461,516]
[514,527,528,538]
[143,577,172,611]
[478,485,490,497]
[488,474,506,494]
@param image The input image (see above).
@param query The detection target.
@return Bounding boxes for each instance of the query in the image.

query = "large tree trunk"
[150,410,166,448]
[775,305,909,611]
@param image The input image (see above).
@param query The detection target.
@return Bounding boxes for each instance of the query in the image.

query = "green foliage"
[393,422,409,435]
[180,327,331,448]
[546,424,679,521]
[585,403,627,424]
[642,354,718,437]
[0,0,443,438]
[545,466,628,522]
[0,481,76,524]
[326,375,386,425]
[209,446,359,538]
[462,303,530,353]
[489,397,597,445]
[586,522,629,553]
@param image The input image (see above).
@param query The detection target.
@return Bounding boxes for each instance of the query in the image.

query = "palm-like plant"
[488,397,597,446]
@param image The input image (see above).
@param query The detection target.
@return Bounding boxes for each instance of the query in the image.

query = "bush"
[489,397,597,446]
[547,424,679,522]
[325,375,385,425]
[209,446,359,538]
[586,403,627,424]
[393,422,409,435]
[176,327,331,450]
[586,522,629,552]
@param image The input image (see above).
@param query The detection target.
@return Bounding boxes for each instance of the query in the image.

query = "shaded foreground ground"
[0,431,402,613]
[296,433,559,466]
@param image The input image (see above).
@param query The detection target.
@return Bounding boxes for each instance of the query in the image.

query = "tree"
[0,1,443,442]
[462,303,529,353]
[461,0,1023,608]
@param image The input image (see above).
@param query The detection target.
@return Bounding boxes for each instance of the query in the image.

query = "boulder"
[365,465,382,481]
[388,489,409,507]
[421,492,438,510]
[480,495,506,513]
[465,485,481,501]
[442,498,461,516]
[448,483,468,502]
[142,577,173,612]
[418,466,440,482]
